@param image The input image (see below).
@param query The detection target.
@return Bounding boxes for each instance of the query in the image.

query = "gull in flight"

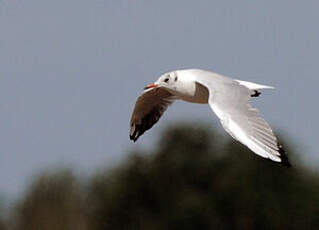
[130,69,291,167]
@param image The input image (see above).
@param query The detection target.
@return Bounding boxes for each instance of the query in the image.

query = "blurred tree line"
[0,215,5,230]
[1,124,319,230]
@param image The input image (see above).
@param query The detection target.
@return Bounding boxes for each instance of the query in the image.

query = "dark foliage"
[0,220,5,230]
[6,124,319,230]
[88,124,319,230]
[13,170,88,230]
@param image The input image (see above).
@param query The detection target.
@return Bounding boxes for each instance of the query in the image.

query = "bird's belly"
[179,83,209,104]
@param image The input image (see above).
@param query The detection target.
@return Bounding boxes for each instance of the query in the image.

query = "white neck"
[173,70,209,104]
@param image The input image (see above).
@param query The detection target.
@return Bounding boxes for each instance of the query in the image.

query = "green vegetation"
[2,124,319,229]
[0,219,5,230]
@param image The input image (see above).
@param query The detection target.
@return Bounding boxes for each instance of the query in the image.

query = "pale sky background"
[0,0,318,200]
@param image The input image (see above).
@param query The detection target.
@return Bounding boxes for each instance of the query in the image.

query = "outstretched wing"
[130,88,176,142]
[195,73,291,167]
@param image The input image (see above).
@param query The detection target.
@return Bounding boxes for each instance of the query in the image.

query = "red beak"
[144,83,158,90]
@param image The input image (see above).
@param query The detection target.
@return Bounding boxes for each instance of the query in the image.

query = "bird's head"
[144,71,180,93]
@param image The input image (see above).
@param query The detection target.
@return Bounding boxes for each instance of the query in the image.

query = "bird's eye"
[164,78,169,83]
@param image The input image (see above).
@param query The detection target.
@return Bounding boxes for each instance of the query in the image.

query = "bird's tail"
[235,80,275,90]
[235,80,274,97]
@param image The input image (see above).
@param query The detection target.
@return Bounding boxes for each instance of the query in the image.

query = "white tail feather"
[235,80,275,90]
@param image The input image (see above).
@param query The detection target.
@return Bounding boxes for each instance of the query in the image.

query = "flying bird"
[130,69,291,167]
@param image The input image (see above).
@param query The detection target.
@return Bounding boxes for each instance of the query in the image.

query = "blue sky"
[1,0,318,199]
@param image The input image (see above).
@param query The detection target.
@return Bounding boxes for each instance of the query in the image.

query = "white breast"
[178,82,209,104]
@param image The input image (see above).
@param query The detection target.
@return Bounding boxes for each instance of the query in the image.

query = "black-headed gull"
[130,69,291,167]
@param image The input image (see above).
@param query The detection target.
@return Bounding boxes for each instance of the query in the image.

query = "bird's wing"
[195,74,291,167]
[130,88,176,142]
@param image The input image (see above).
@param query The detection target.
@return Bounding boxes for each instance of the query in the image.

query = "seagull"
[130,69,291,167]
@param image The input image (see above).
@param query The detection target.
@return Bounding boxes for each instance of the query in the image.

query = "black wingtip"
[129,134,138,143]
[129,131,138,143]
[251,90,261,97]
[129,124,141,143]
[278,145,292,168]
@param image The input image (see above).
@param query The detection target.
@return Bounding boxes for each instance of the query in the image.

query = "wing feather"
[195,73,291,167]
[130,88,176,142]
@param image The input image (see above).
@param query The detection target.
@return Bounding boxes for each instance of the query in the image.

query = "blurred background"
[0,0,318,229]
